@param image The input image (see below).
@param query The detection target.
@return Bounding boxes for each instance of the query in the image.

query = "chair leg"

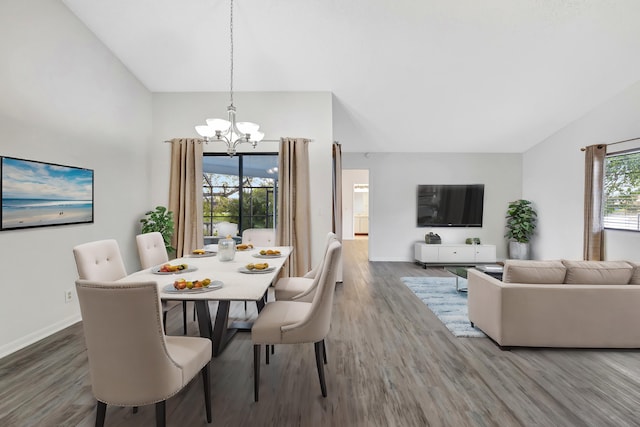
[253,344,261,402]
[182,301,188,335]
[202,363,212,423]
[314,341,327,397]
[162,311,167,332]
[244,301,247,311]
[133,406,138,414]
[322,340,328,365]
[95,401,106,427]
[265,345,270,365]
[155,401,166,427]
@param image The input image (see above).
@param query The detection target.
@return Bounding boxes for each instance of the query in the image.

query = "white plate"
[187,251,217,258]
[163,280,223,293]
[238,266,276,274]
[252,253,283,259]
[151,265,198,275]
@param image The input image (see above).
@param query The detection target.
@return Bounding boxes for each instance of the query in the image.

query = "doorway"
[341,169,370,241]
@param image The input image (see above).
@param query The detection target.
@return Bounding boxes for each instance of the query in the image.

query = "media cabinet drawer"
[414,242,496,265]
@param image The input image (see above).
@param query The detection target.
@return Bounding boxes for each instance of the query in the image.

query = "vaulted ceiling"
[61,0,640,153]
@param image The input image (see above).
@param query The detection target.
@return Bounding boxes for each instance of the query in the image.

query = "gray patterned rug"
[401,276,486,338]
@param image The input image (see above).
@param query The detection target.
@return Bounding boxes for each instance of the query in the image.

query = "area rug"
[401,276,486,338]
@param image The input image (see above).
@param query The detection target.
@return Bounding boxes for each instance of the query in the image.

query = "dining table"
[117,245,292,357]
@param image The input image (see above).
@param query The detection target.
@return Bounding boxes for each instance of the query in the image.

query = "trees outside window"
[203,154,278,236]
[604,151,640,231]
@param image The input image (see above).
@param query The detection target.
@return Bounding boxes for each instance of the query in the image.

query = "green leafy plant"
[140,206,175,254]
[505,199,537,243]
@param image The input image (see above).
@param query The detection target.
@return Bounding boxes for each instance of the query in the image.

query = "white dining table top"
[117,246,292,302]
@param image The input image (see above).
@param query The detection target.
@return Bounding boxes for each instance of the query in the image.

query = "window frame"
[202,152,278,237]
[603,148,640,232]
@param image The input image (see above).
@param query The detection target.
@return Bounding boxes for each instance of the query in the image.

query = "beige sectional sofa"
[467,259,640,349]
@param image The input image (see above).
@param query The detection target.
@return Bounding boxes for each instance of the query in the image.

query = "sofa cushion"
[503,260,566,284]
[627,262,640,285]
[562,260,633,285]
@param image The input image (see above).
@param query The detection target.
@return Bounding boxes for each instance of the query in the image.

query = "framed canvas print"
[1,156,94,230]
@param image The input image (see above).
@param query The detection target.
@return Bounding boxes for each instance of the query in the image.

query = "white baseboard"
[0,314,82,359]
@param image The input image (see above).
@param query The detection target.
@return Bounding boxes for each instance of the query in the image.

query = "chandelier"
[195,0,264,156]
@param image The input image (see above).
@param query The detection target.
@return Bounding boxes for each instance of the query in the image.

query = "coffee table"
[445,264,504,292]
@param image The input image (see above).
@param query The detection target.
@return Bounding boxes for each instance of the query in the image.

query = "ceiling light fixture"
[195,0,263,157]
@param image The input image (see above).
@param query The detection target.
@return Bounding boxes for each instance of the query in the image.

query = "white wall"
[342,152,522,261]
[151,92,334,266]
[342,169,369,239]
[524,80,640,261]
[0,0,153,357]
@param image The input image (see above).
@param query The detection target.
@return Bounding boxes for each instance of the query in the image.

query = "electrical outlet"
[64,288,73,303]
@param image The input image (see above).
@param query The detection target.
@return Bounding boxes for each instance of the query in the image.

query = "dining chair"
[241,228,276,247]
[216,221,238,238]
[73,239,128,282]
[251,240,342,401]
[273,232,338,302]
[136,232,188,335]
[76,280,212,427]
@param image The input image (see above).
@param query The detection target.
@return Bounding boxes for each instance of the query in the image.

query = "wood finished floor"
[2,239,640,426]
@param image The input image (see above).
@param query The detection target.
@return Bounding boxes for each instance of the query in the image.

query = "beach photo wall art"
[1,156,94,230]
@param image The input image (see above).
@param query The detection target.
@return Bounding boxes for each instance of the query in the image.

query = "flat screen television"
[1,156,94,230]
[417,184,484,227]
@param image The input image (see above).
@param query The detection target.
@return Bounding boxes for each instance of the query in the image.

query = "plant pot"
[508,242,530,260]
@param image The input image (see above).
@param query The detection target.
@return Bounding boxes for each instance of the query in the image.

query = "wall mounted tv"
[417,184,484,227]
[1,156,94,230]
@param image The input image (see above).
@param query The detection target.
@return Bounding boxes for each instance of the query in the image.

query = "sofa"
[467,259,640,349]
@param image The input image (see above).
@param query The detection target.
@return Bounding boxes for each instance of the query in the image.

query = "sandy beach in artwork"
[2,205,93,228]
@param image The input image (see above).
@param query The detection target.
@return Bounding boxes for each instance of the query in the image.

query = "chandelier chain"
[229,0,234,107]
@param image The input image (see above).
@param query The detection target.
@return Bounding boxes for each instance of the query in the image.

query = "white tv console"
[414,242,496,267]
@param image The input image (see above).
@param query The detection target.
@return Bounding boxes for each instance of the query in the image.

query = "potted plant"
[505,199,537,259]
[140,206,175,255]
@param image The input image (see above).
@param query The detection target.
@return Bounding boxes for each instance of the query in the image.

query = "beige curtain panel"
[332,142,344,283]
[583,144,606,261]
[169,138,204,257]
[277,137,312,277]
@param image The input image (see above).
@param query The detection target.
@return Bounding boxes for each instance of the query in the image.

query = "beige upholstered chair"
[251,240,342,401]
[216,221,238,238]
[241,228,276,247]
[73,239,127,282]
[274,232,338,302]
[76,280,212,427]
[136,232,188,334]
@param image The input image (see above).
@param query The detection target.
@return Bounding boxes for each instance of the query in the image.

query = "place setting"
[151,263,198,274]
[187,248,217,258]
[252,249,283,259]
[163,277,223,293]
[238,262,276,274]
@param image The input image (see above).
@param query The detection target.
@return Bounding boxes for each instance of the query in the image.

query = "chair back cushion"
[281,240,342,343]
[216,221,238,237]
[241,228,276,247]
[75,280,184,405]
[73,239,127,281]
[294,232,339,301]
[136,232,169,269]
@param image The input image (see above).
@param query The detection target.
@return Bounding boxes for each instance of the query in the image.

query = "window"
[604,150,640,231]
[202,153,278,237]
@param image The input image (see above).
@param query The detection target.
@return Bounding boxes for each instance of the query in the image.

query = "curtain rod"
[580,136,640,151]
